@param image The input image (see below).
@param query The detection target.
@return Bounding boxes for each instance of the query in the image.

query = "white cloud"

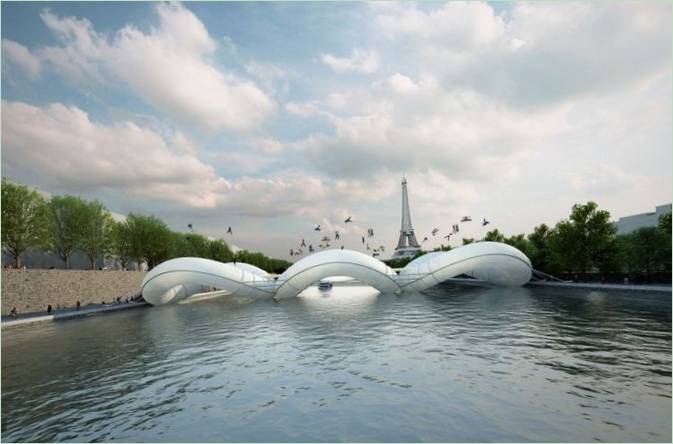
[31,3,275,131]
[374,1,671,108]
[2,39,42,79]
[250,137,284,154]
[285,101,321,117]
[376,2,505,49]
[374,73,418,94]
[1,100,324,215]
[244,61,291,95]
[321,48,379,73]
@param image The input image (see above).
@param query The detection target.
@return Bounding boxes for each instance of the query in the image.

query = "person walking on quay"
[47,304,52,314]
[10,307,18,318]
[76,300,81,310]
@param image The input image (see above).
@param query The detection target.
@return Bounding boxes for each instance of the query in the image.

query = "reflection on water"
[2,285,671,442]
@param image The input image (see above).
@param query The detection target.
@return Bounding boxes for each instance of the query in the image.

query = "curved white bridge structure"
[141,242,532,306]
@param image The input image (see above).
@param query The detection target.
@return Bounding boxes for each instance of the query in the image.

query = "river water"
[2,285,671,442]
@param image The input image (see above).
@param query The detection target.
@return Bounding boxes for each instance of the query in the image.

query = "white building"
[615,204,671,235]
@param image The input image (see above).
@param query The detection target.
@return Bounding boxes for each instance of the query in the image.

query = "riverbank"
[1,269,146,315]
[2,301,148,329]
[526,280,671,293]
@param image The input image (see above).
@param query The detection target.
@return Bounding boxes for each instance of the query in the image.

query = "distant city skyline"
[2,1,671,259]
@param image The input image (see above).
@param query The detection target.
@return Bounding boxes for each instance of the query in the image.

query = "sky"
[2,1,671,260]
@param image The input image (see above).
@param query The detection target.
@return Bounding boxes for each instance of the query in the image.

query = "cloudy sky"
[2,1,671,259]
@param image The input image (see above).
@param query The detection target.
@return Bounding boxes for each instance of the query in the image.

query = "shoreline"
[2,301,148,329]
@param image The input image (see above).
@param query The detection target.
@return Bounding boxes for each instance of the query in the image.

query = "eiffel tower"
[393,177,421,258]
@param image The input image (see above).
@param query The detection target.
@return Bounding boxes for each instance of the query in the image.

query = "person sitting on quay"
[47,304,52,314]
[10,307,18,318]
[76,300,81,310]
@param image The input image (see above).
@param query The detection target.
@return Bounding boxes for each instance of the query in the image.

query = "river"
[2,285,670,442]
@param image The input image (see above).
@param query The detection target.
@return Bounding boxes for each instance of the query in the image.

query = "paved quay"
[526,280,671,293]
[2,301,148,329]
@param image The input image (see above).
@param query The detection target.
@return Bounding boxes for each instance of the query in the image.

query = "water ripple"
[2,286,670,442]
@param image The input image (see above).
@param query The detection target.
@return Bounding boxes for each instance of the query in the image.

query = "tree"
[504,233,534,261]
[527,223,557,273]
[549,202,618,274]
[49,195,88,269]
[123,213,173,270]
[462,238,475,245]
[658,213,671,234]
[484,229,505,242]
[79,200,114,269]
[1,178,50,268]
[618,227,667,277]
[657,213,672,272]
[170,232,211,259]
[110,220,133,270]
[208,238,234,263]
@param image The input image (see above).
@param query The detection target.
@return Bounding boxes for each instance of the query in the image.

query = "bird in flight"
[482,218,490,226]
[314,225,321,231]
[344,216,352,223]
[226,227,233,235]
[431,228,439,236]
[461,216,472,222]
[422,237,429,242]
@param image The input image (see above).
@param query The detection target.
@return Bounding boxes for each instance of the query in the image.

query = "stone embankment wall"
[1,270,147,315]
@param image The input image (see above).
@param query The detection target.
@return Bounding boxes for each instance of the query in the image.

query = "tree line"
[477,202,671,280]
[389,201,671,281]
[1,178,292,273]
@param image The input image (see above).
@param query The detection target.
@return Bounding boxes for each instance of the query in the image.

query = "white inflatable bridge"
[141,242,532,306]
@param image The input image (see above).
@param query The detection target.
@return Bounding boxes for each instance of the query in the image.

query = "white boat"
[318,281,333,291]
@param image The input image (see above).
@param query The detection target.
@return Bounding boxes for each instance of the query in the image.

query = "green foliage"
[123,213,173,269]
[658,213,671,234]
[79,200,114,269]
[527,224,557,273]
[170,232,211,258]
[208,239,234,263]
[484,229,505,242]
[549,202,618,273]
[49,195,89,268]
[233,249,292,273]
[658,214,672,272]
[462,238,475,245]
[504,234,534,261]
[110,221,133,269]
[1,178,50,267]
[619,226,670,276]
[387,250,427,268]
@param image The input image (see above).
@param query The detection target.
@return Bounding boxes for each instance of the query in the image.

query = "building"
[392,177,422,259]
[615,204,671,235]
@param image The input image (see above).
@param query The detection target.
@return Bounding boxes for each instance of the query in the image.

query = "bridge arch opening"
[274,249,401,300]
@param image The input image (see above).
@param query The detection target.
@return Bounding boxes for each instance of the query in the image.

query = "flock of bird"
[290,215,387,257]
[289,214,491,258]
[201,214,492,259]
[421,216,490,244]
